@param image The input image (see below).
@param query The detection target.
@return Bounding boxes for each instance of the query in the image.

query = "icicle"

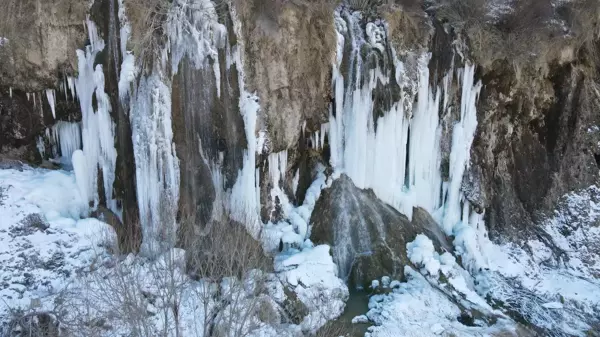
[67,77,76,101]
[320,123,329,149]
[36,136,45,159]
[33,93,36,107]
[51,121,82,164]
[46,89,56,119]
[441,64,482,235]
[72,17,117,216]
[9,87,12,98]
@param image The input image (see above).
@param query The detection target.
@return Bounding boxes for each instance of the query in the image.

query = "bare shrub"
[566,0,600,70]
[314,320,361,337]
[347,0,383,11]
[2,309,63,337]
[179,218,274,336]
[125,0,172,69]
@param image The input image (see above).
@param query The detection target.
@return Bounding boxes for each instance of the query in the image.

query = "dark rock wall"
[171,11,246,228]
[472,61,600,241]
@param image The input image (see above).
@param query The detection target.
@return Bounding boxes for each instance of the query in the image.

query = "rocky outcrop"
[236,0,336,152]
[310,174,451,289]
[471,62,600,240]
[0,0,87,91]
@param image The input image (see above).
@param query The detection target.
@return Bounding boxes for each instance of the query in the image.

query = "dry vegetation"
[436,0,600,82]
[125,0,173,70]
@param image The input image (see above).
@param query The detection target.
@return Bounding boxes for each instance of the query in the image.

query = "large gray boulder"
[310,174,451,289]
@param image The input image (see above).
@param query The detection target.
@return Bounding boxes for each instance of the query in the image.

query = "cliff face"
[0,0,599,333]
[0,0,597,255]
[0,0,87,91]
[472,62,600,240]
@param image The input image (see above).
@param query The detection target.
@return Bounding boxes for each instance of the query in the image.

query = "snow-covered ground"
[475,186,600,335]
[0,167,346,336]
[0,167,113,320]
[356,187,600,337]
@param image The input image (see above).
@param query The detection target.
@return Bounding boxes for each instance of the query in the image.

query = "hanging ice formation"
[72,17,118,213]
[50,121,82,164]
[46,89,56,119]
[227,29,262,239]
[329,9,487,269]
[130,74,180,254]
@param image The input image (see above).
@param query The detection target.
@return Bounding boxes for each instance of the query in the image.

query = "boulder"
[310,174,451,289]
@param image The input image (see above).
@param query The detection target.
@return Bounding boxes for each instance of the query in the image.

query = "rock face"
[172,19,246,228]
[471,57,600,241]
[0,0,597,273]
[310,174,451,289]
[237,0,336,152]
[0,0,87,91]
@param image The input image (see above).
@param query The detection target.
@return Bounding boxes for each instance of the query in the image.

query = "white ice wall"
[72,17,118,214]
[130,74,180,255]
[330,9,487,270]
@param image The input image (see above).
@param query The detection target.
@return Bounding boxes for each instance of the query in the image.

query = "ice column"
[73,17,118,213]
[406,55,443,214]
[441,64,482,235]
[228,6,262,239]
[52,121,82,164]
[130,74,180,255]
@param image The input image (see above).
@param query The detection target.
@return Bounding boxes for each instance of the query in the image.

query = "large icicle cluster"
[130,74,180,255]
[227,18,263,239]
[51,121,82,165]
[329,9,488,271]
[71,17,118,213]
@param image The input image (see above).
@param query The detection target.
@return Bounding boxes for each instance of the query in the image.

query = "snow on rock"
[474,186,600,335]
[275,245,348,332]
[0,167,300,336]
[0,168,111,321]
[364,267,517,337]
[407,234,441,276]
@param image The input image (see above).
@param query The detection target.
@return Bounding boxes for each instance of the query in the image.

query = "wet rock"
[92,205,140,254]
[310,174,452,289]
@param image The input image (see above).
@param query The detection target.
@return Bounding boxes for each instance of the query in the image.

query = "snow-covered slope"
[0,167,113,321]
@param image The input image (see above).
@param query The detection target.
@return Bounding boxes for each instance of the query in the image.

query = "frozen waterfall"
[329,9,487,270]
